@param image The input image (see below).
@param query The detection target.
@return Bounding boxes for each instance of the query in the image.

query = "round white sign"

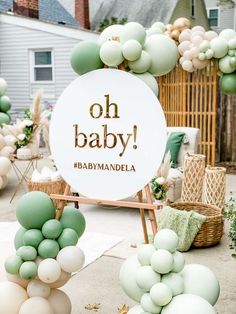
[50,69,167,200]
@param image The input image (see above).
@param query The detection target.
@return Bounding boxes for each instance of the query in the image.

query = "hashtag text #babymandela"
[74,162,136,172]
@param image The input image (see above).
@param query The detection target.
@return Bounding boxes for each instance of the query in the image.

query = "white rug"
[0,222,123,280]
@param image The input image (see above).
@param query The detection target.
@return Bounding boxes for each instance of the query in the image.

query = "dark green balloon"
[220,72,236,95]
[0,112,10,125]
[23,229,44,249]
[70,40,104,75]
[38,239,60,259]
[16,191,56,229]
[4,255,23,274]
[0,95,11,112]
[42,219,63,239]
[14,227,27,250]
[58,228,79,248]
[17,246,37,261]
[19,261,37,280]
[60,206,86,238]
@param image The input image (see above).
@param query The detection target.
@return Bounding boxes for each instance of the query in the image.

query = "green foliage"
[15,108,34,149]
[98,17,127,32]
[150,176,170,201]
[224,196,236,258]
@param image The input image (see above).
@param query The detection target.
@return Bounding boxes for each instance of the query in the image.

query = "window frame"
[207,7,220,28]
[29,48,55,84]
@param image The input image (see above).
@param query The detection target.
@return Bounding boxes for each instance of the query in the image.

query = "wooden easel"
[51,183,161,243]
[51,64,162,243]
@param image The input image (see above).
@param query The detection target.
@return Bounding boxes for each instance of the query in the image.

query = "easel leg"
[144,185,158,235]
[137,191,148,244]
[55,184,70,220]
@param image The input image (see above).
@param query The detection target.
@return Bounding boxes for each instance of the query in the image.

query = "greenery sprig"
[224,196,236,258]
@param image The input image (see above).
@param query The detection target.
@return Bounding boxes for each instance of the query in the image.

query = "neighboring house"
[59,0,209,31]
[205,0,236,31]
[0,0,98,119]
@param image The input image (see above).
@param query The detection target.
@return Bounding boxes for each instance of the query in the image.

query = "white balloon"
[49,270,71,288]
[154,229,179,253]
[190,46,200,58]
[152,22,165,32]
[0,146,14,158]
[98,24,124,45]
[56,246,85,273]
[137,244,156,265]
[182,60,193,72]
[27,280,51,298]
[48,289,72,314]
[181,264,220,306]
[178,41,191,55]
[219,29,236,41]
[183,50,193,60]
[19,297,53,314]
[38,258,61,284]
[191,35,203,47]
[4,134,17,148]
[179,30,191,43]
[0,281,28,314]
[192,26,205,33]
[0,156,11,175]
[161,294,216,314]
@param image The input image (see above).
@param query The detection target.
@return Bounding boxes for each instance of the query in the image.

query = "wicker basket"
[169,202,224,247]
[27,179,67,207]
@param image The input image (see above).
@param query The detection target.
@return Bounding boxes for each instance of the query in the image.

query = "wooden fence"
[159,62,217,165]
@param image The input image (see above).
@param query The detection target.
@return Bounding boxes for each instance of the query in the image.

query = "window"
[191,0,196,17]
[30,50,54,82]
[208,8,219,27]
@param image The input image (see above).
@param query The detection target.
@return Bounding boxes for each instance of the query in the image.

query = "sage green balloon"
[4,255,23,274]
[219,55,236,73]
[152,22,165,32]
[210,37,228,58]
[122,39,142,61]
[98,24,124,45]
[131,72,159,96]
[230,57,236,67]
[19,261,37,280]
[228,49,236,57]
[100,40,124,67]
[38,239,60,259]
[128,51,151,73]
[58,228,79,248]
[144,34,178,76]
[42,219,63,239]
[59,206,86,238]
[16,191,56,229]
[70,40,103,75]
[220,72,236,95]
[23,229,44,249]
[0,112,10,125]
[14,227,27,250]
[17,246,37,261]
[120,22,146,46]
[0,78,7,96]
[0,96,11,112]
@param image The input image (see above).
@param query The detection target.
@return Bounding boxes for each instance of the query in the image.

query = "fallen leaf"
[118,304,129,314]
[85,303,101,312]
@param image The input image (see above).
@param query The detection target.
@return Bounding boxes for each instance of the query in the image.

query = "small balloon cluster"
[0,78,12,126]
[70,19,236,96]
[1,191,86,314]
[120,229,220,314]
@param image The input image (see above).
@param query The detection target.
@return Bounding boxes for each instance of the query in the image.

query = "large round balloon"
[119,255,144,302]
[0,281,28,314]
[48,289,72,314]
[0,78,7,96]
[59,206,86,237]
[0,95,11,112]
[0,112,10,125]
[219,29,236,41]
[137,244,156,266]
[120,22,146,45]
[131,72,159,96]
[98,24,124,45]
[70,41,103,75]
[144,35,178,76]
[19,297,53,314]
[16,191,56,229]
[100,40,124,67]
[181,264,220,306]
[161,294,216,314]
[0,156,11,175]
[220,72,236,95]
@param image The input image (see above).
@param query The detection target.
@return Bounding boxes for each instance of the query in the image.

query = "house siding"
[171,0,209,29]
[0,20,92,120]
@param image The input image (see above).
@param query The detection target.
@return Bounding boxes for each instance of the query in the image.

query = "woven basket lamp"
[204,166,226,212]
[181,154,206,202]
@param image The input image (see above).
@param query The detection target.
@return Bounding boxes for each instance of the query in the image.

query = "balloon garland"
[0,78,12,126]
[120,229,220,314]
[70,18,236,95]
[1,191,86,314]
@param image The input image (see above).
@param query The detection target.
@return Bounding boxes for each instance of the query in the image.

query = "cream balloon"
[0,134,6,150]
[178,41,191,55]
[190,46,200,58]
[48,289,72,314]
[1,175,8,189]
[0,281,28,314]
[0,156,11,175]
[183,50,193,60]
[181,264,220,306]
[19,297,53,314]
[182,60,193,72]
[27,280,51,298]
[56,246,85,273]
[0,146,14,158]
[205,31,218,41]
[38,258,61,284]
[49,270,71,288]
[192,58,209,70]
[179,30,191,43]
[192,26,205,33]
[161,294,216,314]
[6,273,30,288]
[4,134,17,148]
[98,24,124,45]
[191,35,204,47]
